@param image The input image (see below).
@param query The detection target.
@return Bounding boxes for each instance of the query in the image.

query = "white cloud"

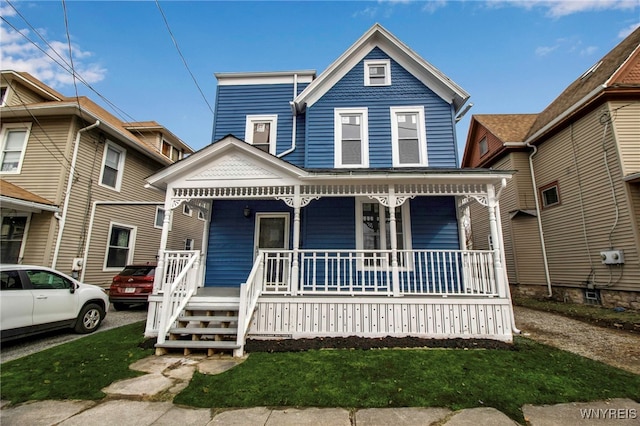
[488,0,639,17]
[0,7,106,89]
[580,45,598,56]
[421,0,448,14]
[535,45,559,56]
[618,22,640,38]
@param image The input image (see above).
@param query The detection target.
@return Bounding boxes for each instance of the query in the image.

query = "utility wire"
[155,0,214,115]
[61,0,84,118]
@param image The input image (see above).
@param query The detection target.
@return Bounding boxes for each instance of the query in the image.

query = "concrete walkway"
[1,354,638,425]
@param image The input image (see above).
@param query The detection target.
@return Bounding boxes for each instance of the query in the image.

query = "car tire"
[74,303,105,334]
[112,302,129,311]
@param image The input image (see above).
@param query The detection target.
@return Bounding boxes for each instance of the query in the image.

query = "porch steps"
[155,297,242,357]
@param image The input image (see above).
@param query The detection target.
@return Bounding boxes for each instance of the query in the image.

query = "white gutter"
[525,85,605,144]
[278,73,299,158]
[0,196,59,213]
[80,201,164,282]
[52,120,100,270]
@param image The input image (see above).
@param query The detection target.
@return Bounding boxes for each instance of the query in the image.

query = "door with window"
[254,213,290,289]
[1,214,28,264]
[27,269,77,324]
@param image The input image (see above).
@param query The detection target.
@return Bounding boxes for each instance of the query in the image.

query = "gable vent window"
[364,59,391,86]
[245,115,277,155]
[540,181,560,209]
[479,137,488,156]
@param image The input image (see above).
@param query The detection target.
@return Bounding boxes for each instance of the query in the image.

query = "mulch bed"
[245,336,514,352]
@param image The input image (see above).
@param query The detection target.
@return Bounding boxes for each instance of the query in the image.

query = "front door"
[254,213,290,290]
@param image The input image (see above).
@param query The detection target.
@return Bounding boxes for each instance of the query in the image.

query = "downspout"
[278,73,298,158]
[52,120,100,270]
[525,142,553,297]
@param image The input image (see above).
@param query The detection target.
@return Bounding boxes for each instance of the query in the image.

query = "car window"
[0,270,23,290]
[27,270,72,290]
[119,266,155,277]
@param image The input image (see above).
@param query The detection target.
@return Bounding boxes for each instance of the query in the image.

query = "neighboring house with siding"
[461,27,640,309]
[0,70,206,287]
[144,24,516,357]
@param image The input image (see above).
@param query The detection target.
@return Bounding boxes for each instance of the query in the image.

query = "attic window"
[0,87,7,106]
[580,61,602,80]
[245,115,278,155]
[364,60,391,86]
[161,139,182,161]
[479,137,488,156]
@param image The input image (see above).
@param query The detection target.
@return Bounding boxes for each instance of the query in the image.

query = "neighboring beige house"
[461,27,640,309]
[0,70,207,287]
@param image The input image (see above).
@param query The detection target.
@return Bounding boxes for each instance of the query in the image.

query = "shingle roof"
[526,26,640,141]
[474,114,538,143]
[0,180,56,206]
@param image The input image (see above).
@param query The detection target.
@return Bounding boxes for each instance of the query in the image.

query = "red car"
[109,264,156,310]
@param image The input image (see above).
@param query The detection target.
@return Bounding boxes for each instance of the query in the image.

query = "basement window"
[540,181,560,209]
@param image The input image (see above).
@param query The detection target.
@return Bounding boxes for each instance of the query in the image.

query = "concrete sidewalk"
[2,355,638,425]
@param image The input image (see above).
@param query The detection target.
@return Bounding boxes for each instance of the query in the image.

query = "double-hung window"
[390,106,427,167]
[0,123,31,174]
[334,108,369,168]
[100,141,126,191]
[245,115,277,155]
[104,223,136,270]
[364,59,391,86]
[355,199,412,269]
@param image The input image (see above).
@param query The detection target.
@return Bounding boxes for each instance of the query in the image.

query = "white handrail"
[157,250,200,345]
[235,251,265,356]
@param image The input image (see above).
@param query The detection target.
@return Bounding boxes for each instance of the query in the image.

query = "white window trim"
[364,59,391,86]
[245,115,278,155]
[0,122,32,175]
[334,107,369,168]
[103,222,136,272]
[185,238,195,250]
[354,198,413,271]
[154,207,172,230]
[197,210,206,221]
[99,140,126,192]
[390,106,428,167]
[183,203,192,217]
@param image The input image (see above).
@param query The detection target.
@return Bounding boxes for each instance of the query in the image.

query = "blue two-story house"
[144,24,515,357]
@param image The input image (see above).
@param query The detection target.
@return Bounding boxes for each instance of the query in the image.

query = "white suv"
[0,264,109,342]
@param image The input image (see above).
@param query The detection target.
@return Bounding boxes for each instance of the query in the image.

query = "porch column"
[487,185,506,297]
[388,188,401,297]
[153,198,174,294]
[290,186,301,295]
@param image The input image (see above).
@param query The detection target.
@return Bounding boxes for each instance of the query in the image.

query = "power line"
[61,0,85,123]
[155,0,214,115]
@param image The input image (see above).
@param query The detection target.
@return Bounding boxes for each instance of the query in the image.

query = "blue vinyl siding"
[212,82,309,166]
[302,198,355,249]
[205,200,293,287]
[305,48,457,168]
[410,196,460,249]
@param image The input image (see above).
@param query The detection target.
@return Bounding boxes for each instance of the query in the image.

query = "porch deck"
[146,249,515,357]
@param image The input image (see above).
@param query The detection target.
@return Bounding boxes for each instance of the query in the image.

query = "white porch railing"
[235,253,265,357]
[260,249,498,297]
[156,250,200,345]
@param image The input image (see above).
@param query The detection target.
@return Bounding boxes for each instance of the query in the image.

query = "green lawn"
[2,322,639,423]
[175,338,640,421]
[0,322,153,402]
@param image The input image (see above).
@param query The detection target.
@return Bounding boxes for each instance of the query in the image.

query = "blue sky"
[1,1,639,160]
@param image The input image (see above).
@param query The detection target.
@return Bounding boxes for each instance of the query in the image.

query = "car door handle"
[36,295,48,299]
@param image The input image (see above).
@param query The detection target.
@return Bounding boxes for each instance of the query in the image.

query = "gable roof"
[293,23,470,114]
[461,114,538,168]
[1,70,194,165]
[525,26,640,142]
